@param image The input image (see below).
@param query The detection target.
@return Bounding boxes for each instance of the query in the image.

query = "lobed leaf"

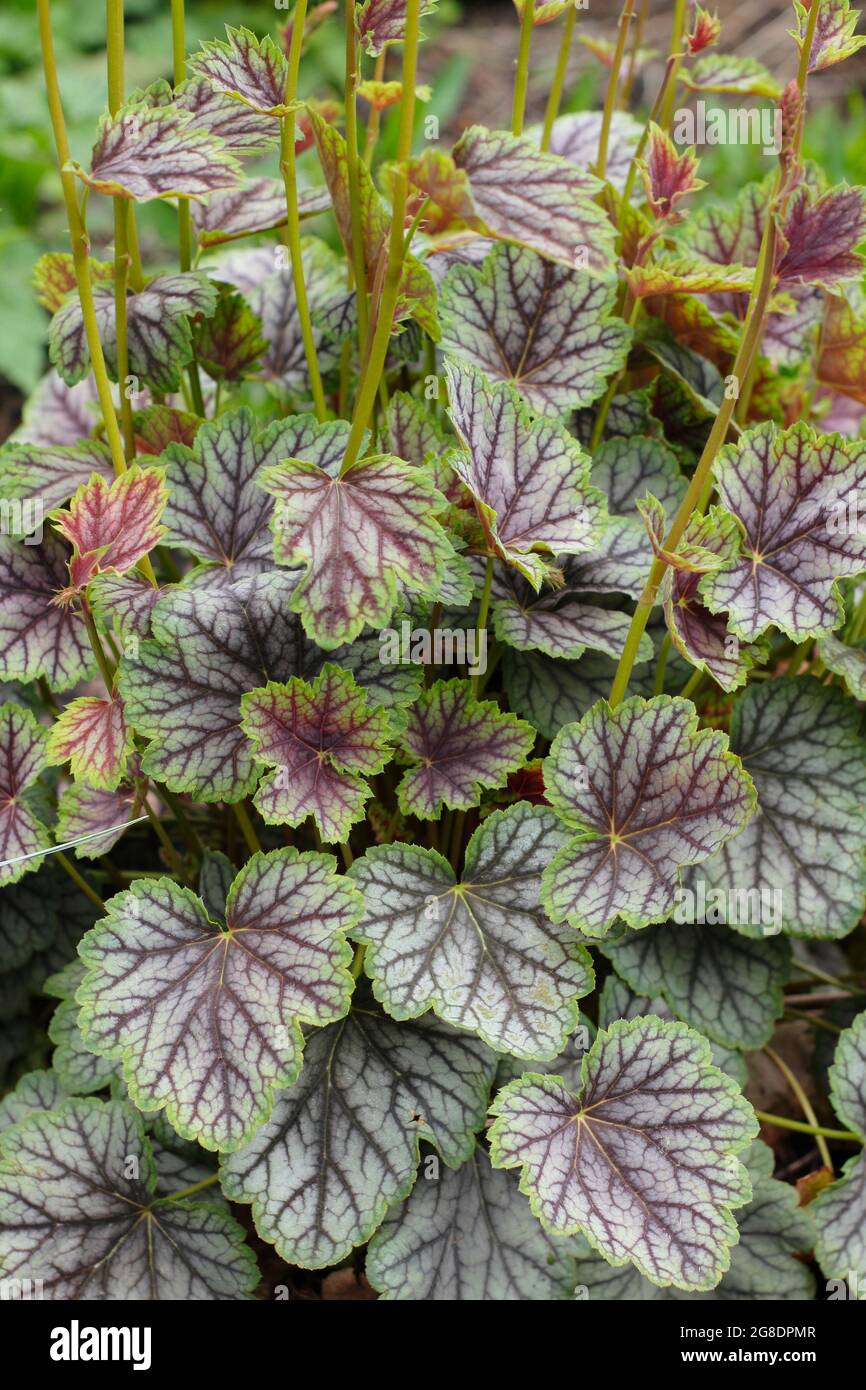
[395,679,535,818]
[366,1146,577,1300]
[261,453,456,648]
[440,242,631,416]
[541,695,756,937]
[348,801,593,1057]
[452,125,617,272]
[0,1098,258,1298]
[489,1016,757,1291]
[220,1004,495,1268]
[701,421,866,642]
[77,850,362,1152]
[687,679,866,939]
[241,665,392,843]
[445,358,605,586]
[72,104,242,201]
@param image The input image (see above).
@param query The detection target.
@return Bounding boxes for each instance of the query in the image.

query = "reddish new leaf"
[72,105,241,201]
[241,666,392,843]
[639,123,705,223]
[53,467,166,590]
[45,694,131,792]
[189,26,297,117]
[791,0,866,72]
[776,184,866,291]
[357,0,438,55]
[260,454,456,649]
[396,679,535,819]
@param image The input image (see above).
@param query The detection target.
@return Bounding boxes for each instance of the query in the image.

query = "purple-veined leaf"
[118,574,413,803]
[384,389,446,467]
[0,534,94,690]
[571,1137,816,1300]
[677,178,825,366]
[491,560,653,664]
[45,960,118,1096]
[598,975,747,1086]
[542,111,642,193]
[348,801,593,1056]
[0,1070,72,1128]
[49,272,218,392]
[627,256,755,299]
[193,179,330,248]
[90,573,165,643]
[194,289,266,383]
[658,508,764,692]
[0,875,58,970]
[601,921,790,1051]
[679,53,782,97]
[700,421,866,642]
[776,184,866,292]
[0,1098,258,1298]
[55,779,138,861]
[366,1145,577,1300]
[685,678,866,940]
[357,0,438,55]
[813,1010,866,1284]
[0,438,113,517]
[541,695,756,937]
[444,358,606,586]
[220,1003,495,1268]
[489,1015,757,1291]
[439,242,631,416]
[240,666,392,844]
[77,849,363,1152]
[816,632,866,696]
[117,575,314,803]
[53,466,166,591]
[311,111,439,335]
[591,433,687,519]
[452,125,616,272]
[11,372,100,447]
[502,646,633,741]
[159,409,352,582]
[791,0,866,72]
[71,104,242,201]
[394,679,535,819]
[243,242,354,389]
[0,704,49,887]
[45,693,131,792]
[132,75,277,156]
[189,25,297,117]
[260,454,456,649]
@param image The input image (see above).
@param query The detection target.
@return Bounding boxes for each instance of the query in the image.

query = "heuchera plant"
[1,0,866,1303]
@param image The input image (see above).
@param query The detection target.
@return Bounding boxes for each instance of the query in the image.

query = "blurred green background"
[2,0,864,412]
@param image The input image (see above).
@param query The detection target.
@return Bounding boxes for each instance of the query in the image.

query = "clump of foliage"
[1,0,866,1303]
